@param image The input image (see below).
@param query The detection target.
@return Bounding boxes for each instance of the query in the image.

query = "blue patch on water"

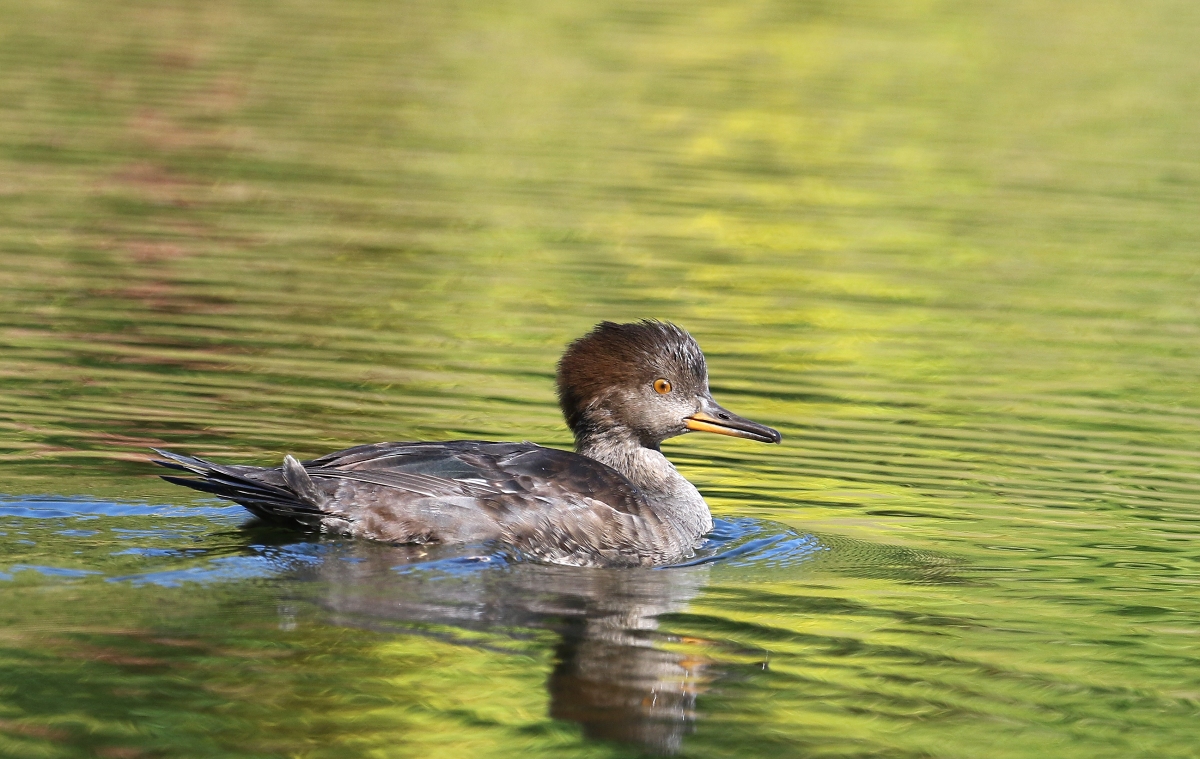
[249,542,328,560]
[668,518,826,568]
[58,529,100,537]
[109,556,280,587]
[0,564,102,580]
[0,496,245,522]
[108,542,327,587]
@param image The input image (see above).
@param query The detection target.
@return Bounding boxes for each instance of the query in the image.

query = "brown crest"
[556,321,707,434]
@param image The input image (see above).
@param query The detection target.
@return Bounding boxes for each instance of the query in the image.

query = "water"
[2,0,1199,756]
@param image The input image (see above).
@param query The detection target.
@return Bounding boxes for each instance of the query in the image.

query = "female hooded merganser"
[154,321,781,566]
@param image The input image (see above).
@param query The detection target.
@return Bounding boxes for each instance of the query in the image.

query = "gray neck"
[576,427,713,548]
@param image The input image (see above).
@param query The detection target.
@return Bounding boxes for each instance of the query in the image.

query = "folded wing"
[155,441,673,566]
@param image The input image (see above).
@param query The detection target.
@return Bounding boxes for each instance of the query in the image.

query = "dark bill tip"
[684,400,782,444]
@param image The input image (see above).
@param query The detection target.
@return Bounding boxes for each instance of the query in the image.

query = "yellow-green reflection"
[1,0,1199,756]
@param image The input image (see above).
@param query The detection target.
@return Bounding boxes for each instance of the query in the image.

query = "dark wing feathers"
[302,440,649,516]
[300,467,501,498]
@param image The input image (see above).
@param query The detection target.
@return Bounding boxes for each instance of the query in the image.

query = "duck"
[153,320,781,567]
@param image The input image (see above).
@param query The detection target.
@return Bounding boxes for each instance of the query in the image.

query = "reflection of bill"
[301,542,715,755]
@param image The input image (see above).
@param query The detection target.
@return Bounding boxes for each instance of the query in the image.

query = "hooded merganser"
[153,321,781,566]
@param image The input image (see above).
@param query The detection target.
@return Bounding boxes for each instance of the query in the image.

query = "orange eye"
[653,379,672,394]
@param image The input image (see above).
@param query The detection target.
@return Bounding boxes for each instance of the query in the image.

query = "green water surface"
[1,0,1199,756]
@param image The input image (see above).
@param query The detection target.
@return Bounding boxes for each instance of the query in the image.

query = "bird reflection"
[291,541,716,755]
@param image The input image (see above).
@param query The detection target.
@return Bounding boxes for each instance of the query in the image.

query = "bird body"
[155,321,780,567]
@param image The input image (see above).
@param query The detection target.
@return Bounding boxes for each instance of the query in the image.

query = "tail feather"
[283,454,326,507]
[153,448,328,527]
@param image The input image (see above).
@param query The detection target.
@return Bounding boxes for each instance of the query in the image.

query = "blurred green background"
[1,0,1199,757]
